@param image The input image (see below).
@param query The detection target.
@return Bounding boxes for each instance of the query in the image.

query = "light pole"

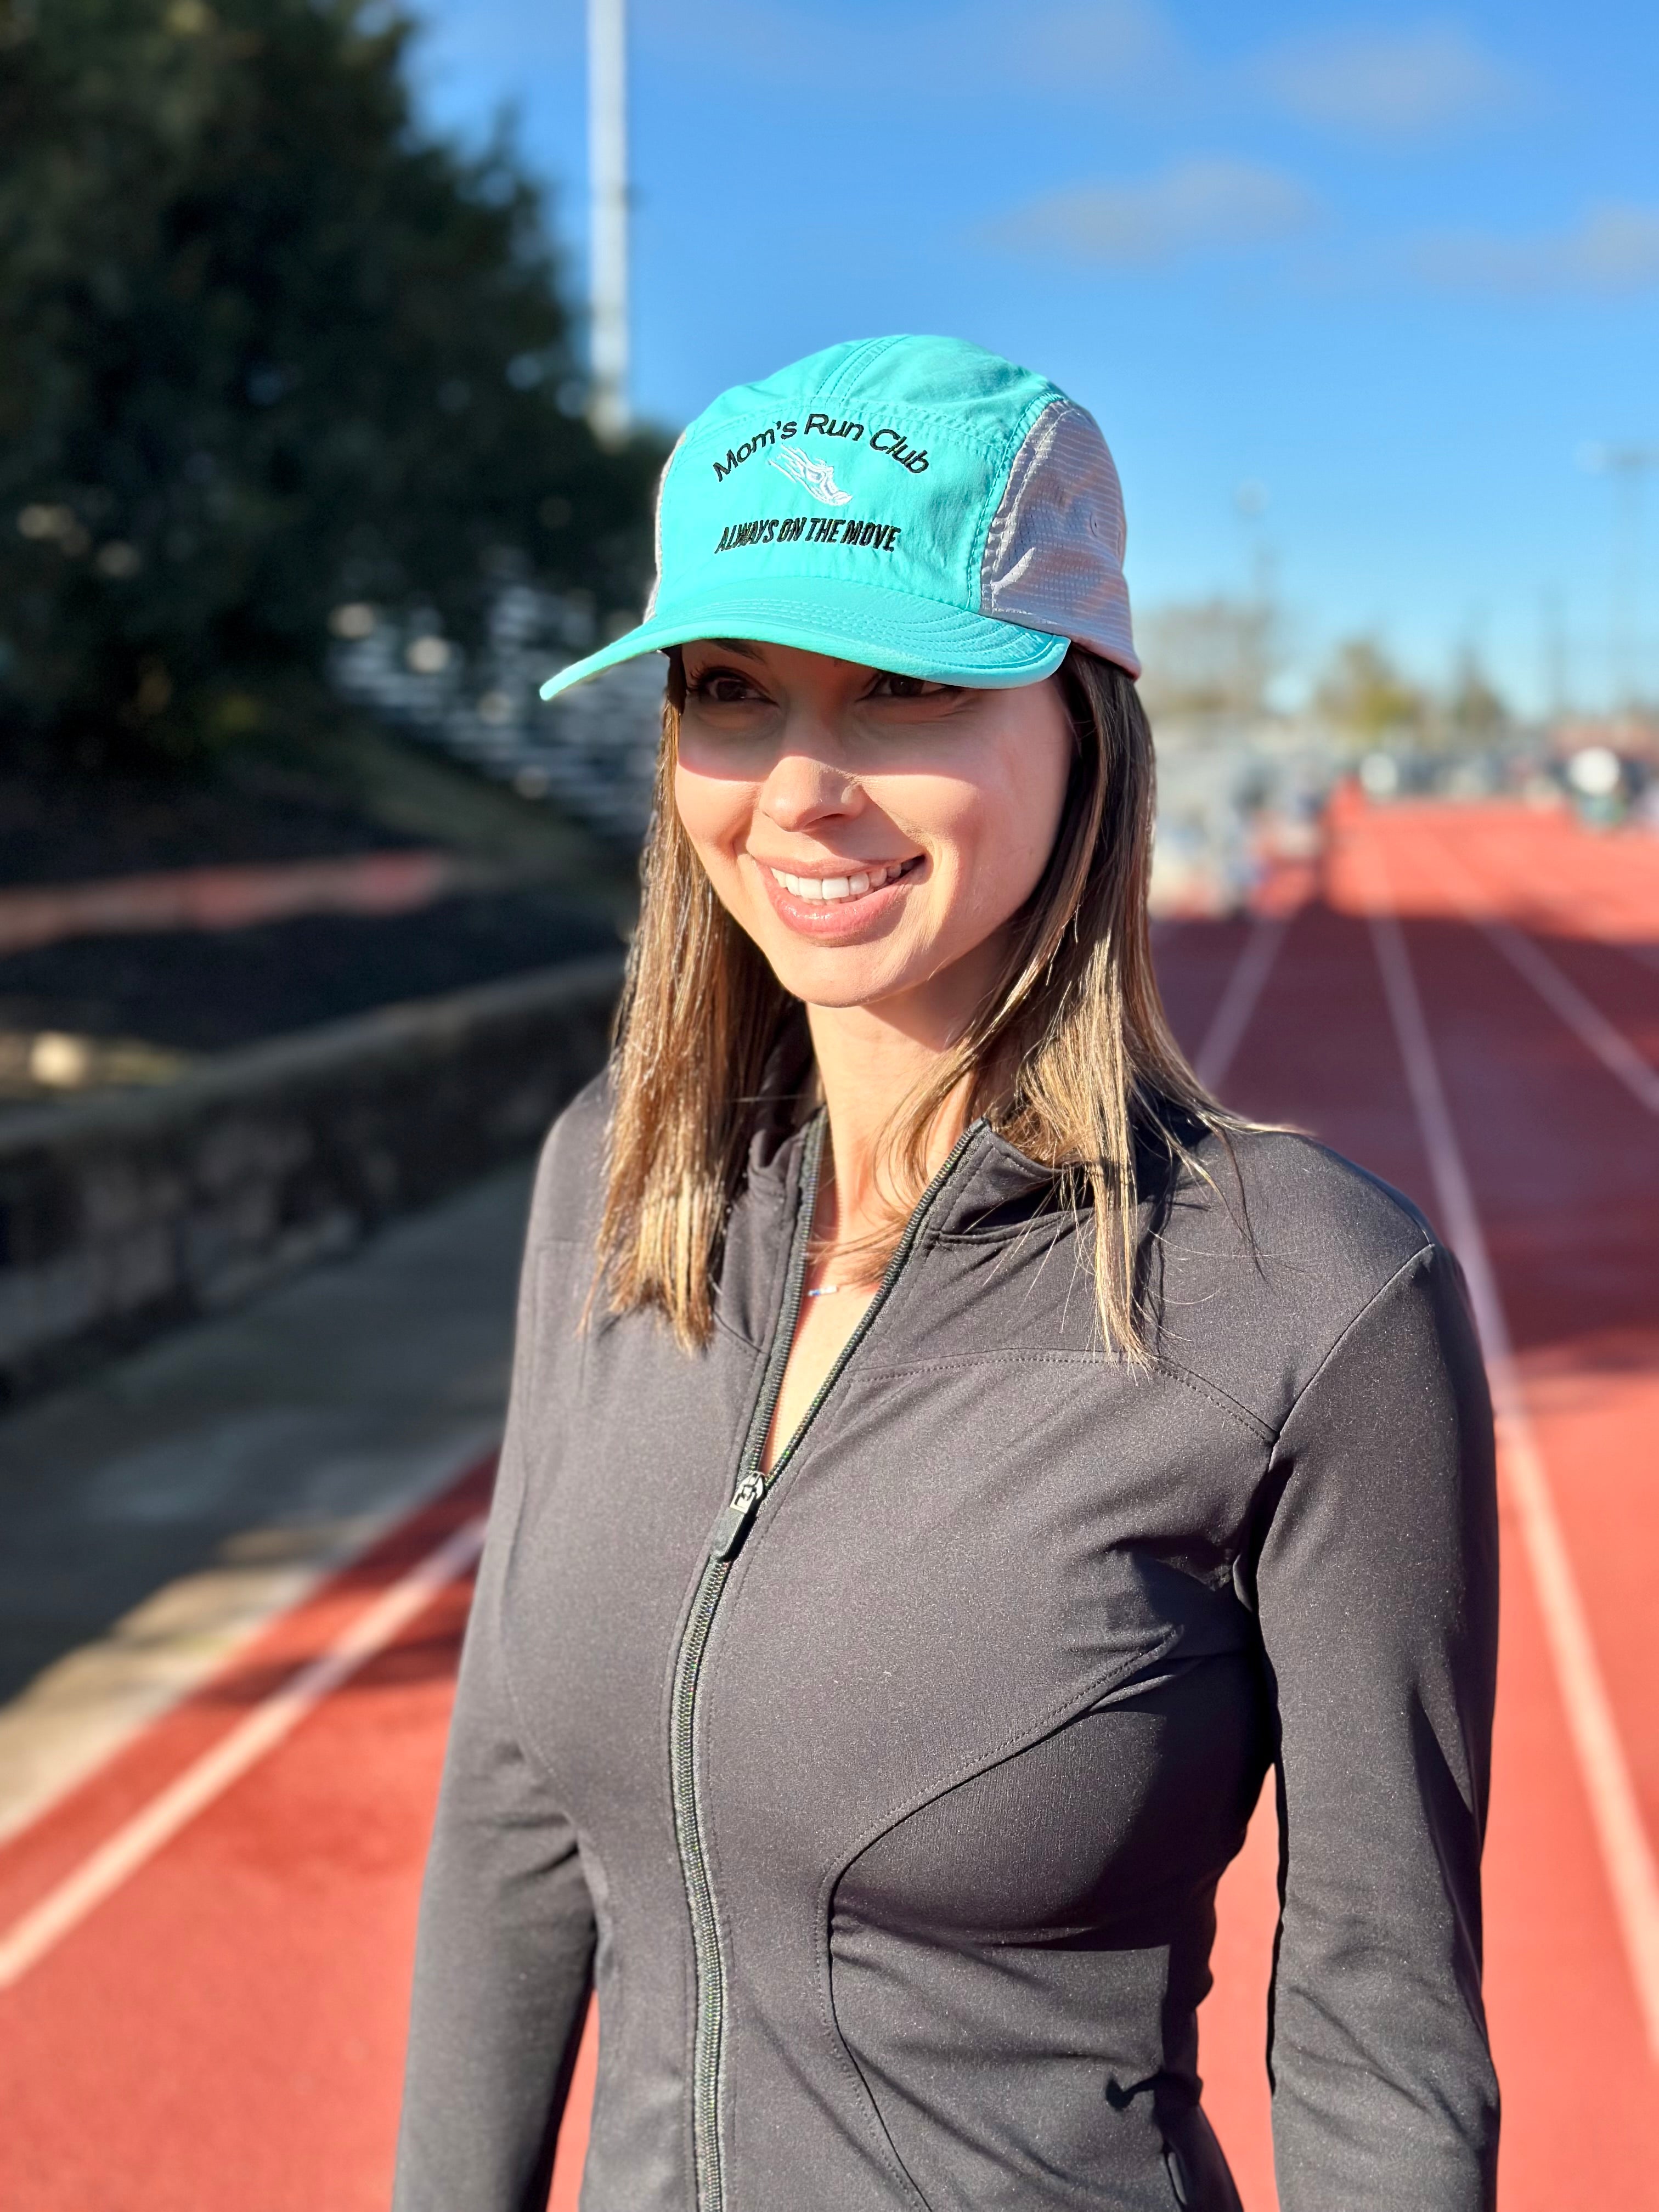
[1581,443,1659,711]
[1233,480,1273,715]
[1538,586,1568,724]
[588,0,629,445]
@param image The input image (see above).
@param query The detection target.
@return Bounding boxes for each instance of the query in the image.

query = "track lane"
[1164,806,1659,2205]
[1338,812,1659,1845]
[0,1516,486,1990]
[0,1584,471,2211]
[0,1467,493,2211]
[1364,879,1659,2064]
[1381,820,1659,1118]
[1150,915,1249,1062]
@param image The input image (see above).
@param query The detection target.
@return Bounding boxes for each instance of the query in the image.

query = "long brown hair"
[595,644,1232,1357]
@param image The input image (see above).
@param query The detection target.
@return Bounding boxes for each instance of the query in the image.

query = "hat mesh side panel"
[978,402,1139,678]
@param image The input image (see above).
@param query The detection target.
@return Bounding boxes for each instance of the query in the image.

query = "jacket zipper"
[668,1113,981,2212]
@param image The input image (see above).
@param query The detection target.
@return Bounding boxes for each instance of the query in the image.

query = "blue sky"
[409,0,1659,713]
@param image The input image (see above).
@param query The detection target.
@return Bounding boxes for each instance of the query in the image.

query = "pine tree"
[0,0,662,764]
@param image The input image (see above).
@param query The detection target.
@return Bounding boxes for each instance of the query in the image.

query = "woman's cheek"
[901,780,1022,928]
[673,765,744,870]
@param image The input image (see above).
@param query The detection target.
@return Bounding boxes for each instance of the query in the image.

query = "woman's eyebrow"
[704,637,764,661]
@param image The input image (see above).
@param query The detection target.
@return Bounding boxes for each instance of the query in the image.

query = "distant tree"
[1137,597,1279,721]
[1314,639,1425,747]
[0,0,664,766]
[1447,650,1509,741]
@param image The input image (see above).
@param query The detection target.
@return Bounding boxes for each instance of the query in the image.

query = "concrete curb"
[0,953,623,1406]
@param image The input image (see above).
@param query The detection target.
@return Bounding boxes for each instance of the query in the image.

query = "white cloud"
[1414,204,1659,295]
[985,158,1317,267]
[1258,22,1521,136]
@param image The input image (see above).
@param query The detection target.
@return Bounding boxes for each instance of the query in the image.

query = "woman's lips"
[752,854,923,937]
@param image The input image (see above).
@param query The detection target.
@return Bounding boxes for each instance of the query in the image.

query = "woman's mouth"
[753,854,924,936]
[766,857,918,903]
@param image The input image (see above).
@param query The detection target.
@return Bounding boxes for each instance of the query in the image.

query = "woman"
[392,335,1499,2212]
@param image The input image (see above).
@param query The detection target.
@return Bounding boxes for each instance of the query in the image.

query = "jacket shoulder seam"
[1271,1236,1439,1451]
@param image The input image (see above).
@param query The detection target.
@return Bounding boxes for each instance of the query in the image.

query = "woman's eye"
[868,673,950,702]
[687,669,764,706]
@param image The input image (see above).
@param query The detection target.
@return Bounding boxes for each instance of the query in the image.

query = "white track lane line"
[0,1515,486,1993]
[1468,850,1659,979]
[1361,853,1659,2066]
[1424,838,1659,1119]
[1194,911,1291,1093]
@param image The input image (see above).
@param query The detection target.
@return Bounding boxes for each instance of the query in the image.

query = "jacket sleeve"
[1253,1241,1500,2211]
[392,1144,597,2212]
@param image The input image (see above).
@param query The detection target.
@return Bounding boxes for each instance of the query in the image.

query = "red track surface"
[0,850,461,957]
[1,795,1654,2210]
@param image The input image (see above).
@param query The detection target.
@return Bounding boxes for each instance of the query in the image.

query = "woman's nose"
[758,741,863,833]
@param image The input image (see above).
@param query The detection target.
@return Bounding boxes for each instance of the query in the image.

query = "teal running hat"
[539,333,1139,701]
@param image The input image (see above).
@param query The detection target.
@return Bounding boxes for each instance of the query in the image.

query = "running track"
[1,793,1654,2210]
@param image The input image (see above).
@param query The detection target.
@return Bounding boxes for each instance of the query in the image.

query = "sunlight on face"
[672,640,1074,1036]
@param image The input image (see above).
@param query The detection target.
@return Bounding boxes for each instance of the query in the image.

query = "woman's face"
[673,640,1073,1031]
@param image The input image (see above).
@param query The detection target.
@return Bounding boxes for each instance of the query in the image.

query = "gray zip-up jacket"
[393,1074,1499,2212]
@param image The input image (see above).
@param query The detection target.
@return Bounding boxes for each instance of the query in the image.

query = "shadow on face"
[671,639,1073,1035]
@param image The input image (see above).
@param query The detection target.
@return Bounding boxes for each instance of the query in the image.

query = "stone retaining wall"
[0,953,623,1406]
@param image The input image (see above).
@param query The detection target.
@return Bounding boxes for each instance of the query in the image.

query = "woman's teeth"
[769,860,911,902]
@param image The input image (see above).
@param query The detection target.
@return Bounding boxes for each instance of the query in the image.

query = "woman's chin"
[760,940,919,1011]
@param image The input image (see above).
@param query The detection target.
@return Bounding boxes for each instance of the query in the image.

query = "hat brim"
[537,576,1070,702]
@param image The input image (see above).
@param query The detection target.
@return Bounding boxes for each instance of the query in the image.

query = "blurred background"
[0,3,1655,2208]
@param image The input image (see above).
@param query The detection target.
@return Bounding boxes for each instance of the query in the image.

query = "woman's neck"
[804,974,986,1248]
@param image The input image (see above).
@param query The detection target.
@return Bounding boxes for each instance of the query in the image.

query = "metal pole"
[588,0,629,445]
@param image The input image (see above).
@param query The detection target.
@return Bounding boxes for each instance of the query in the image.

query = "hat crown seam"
[815,332,909,401]
[980,396,1074,592]
[970,390,1068,614]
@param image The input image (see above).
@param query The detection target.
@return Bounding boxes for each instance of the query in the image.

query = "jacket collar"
[738,1011,1199,1234]
[748,1101,1198,1246]
[746,1102,1058,1235]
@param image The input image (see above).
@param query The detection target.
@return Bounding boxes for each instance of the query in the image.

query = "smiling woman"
[660,635,1160,1457]
[393,336,1500,2212]
[609,625,1199,1381]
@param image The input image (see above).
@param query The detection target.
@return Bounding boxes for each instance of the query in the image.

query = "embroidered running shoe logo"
[768,445,853,506]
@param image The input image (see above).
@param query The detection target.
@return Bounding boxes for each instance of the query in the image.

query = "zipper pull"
[708,1472,766,1561]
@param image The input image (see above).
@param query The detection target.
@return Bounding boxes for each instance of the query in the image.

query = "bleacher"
[329,589,662,845]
